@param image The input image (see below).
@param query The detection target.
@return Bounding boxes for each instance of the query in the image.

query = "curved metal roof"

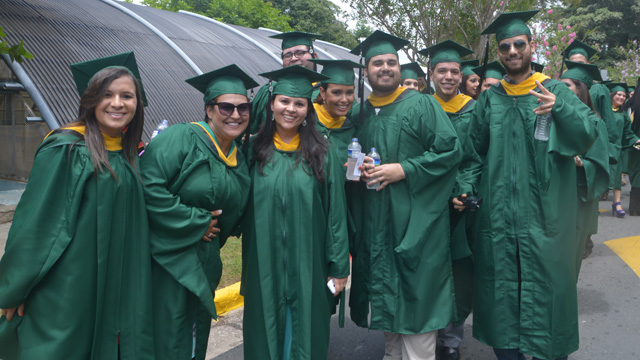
[0,0,369,141]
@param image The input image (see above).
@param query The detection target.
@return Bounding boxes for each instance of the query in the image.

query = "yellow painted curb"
[605,235,640,278]
[214,282,243,316]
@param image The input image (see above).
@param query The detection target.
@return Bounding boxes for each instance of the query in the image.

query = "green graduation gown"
[241,144,350,360]
[575,118,609,275]
[140,122,250,360]
[590,83,620,164]
[0,130,154,360]
[469,78,599,359]
[608,108,639,190]
[438,96,482,324]
[349,89,462,334]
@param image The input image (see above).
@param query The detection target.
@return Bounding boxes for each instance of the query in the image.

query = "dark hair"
[610,90,628,112]
[630,89,640,133]
[67,67,144,179]
[566,78,597,114]
[313,83,329,104]
[252,94,328,183]
[459,74,479,99]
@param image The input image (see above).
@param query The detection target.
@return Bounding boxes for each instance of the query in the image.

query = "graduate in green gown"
[473,60,506,93]
[560,60,610,272]
[400,62,426,92]
[0,52,154,360]
[607,82,640,217]
[419,39,483,360]
[348,31,462,359]
[460,59,480,99]
[627,95,640,215]
[241,65,350,360]
[139,65,257,360]
[250,31,322,134]
[563,40,620,167]
[469,11,600,360]
[309,59,364,169]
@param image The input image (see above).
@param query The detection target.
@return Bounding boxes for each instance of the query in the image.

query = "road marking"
[605,235,640,278]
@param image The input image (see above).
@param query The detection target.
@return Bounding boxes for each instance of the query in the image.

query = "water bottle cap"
[352,138,358,141]
[371,147,376,151]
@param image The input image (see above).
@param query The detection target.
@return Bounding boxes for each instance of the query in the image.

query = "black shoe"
[583,236,594,259]
[441,346,460,360]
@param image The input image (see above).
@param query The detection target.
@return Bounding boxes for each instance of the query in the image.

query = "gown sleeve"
[0,140,92,308]
[324,151,350,279]
[140,127,212,254]
[577,119,611,202]
[620,112,640,148]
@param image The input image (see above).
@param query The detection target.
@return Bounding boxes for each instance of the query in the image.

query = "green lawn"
[218,236,242,289]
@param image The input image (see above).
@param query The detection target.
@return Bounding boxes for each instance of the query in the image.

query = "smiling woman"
[140,64,258,360]
[0,52,153,360]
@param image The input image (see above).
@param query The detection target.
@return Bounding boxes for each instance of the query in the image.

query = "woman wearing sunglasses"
[140,65,257,360]
[242,66,350,360]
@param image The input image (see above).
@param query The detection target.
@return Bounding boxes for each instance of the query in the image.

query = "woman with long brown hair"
[0,52,154,359]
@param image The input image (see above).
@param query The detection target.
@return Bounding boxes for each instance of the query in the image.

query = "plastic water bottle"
[366,148,381,190]
[346,138,362,181]
[151,119,169,139]
[534,103,551,141]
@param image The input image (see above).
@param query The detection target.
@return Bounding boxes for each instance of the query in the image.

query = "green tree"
[347,0,541,63]
[558,0,640,68]
[0,26,33,63]
[270,0,359,49]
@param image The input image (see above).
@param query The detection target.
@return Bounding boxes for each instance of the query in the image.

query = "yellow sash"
[192,122,237,167]
[44,124,123,151]
[368,87,406,107]
[500,72,550,96]
[274,132,300,152]
[434,93,473,113]
[314,103,346,129]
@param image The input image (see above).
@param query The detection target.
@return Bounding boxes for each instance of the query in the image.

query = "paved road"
[211,186,640,359]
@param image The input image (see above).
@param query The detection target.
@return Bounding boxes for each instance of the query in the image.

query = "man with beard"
[419,40,482,360]
[561,39,616,256]
[469,11,599,360]
[348,30,462,360]
[250,31,321,134]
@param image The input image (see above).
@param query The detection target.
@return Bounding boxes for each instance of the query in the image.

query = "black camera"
[459,196,483,211]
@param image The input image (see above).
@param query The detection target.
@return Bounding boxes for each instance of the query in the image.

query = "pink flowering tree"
[530,9,586,79]
[607,40,640,86]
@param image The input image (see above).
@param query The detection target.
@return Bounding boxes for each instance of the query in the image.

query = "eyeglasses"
[498,40,528,54]
[282,50,309,60]
[212,102,251,116]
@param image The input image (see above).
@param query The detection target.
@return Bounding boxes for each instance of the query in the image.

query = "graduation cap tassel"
[478,37,490,89]
[559,52,566,78]
[425,56,431,95]
[358,38,365,126]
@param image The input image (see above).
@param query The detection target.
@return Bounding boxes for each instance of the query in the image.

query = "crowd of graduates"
[0,7,639,360]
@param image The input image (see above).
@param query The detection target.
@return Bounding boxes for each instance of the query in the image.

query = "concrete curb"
[0,205,16,224]
[214,282,243,316]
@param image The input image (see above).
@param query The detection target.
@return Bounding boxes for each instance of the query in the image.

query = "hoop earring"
[302,119,307,126]
[321,97,325,104]
[271,113,275,121]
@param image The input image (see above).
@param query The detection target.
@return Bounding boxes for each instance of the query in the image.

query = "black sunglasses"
[498,40,528,54]
[212,102,251,116]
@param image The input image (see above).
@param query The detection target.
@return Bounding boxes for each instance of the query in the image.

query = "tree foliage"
[558,0,640,69]
[347,0,543,63]
[270,0,360,49]
[141,0,292,32]
[0,26,33,63]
